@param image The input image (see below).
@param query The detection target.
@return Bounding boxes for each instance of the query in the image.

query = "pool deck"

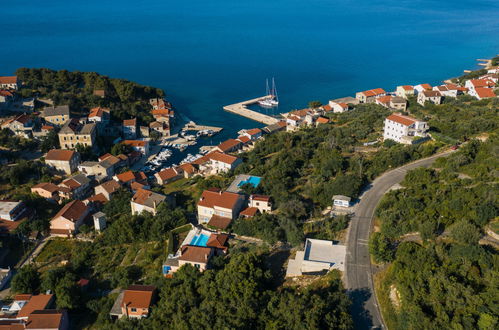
[227,174,262,193]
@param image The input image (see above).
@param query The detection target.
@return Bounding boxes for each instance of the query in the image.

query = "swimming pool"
[190,233,210,247]
[238,176,261,188]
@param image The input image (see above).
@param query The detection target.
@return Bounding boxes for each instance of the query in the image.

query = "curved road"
[345,150,454,329]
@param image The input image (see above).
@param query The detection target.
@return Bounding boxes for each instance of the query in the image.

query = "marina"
[223,96,281,125]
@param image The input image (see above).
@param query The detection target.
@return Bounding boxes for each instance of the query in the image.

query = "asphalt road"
[345,150,454,329]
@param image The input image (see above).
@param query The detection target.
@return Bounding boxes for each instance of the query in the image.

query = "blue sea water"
[2,0,499,149]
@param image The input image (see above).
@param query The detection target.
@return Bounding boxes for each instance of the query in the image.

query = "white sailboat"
[258,78,279,107]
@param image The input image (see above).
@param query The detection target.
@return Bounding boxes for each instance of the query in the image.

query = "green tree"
[369,232,394,263]
[11,265,40,293]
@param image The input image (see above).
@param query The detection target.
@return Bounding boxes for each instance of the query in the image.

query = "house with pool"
[163,227,229,276]
[197,188,245,230]
[227,174,262,193]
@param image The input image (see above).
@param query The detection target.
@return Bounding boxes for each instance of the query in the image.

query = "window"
[131,308,137,312]
[194,264,200,269]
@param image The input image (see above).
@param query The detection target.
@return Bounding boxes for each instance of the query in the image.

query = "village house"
[395,85,415,99]
[487,66,499,74]
[178,246,214,271]
[333,195,352,208]
[32,124,55,139]
[328,101,350,113]
[1,114,34,138]
[58,119,97,149]
[207,151,242,174]
[0,200,29,222]
[417,90,443,106]
[44,149,80,175]
[237,135,252,149]
[213,139,242,154]
[433,84,468,98]
[114,170,148,187]
[248,194,272,213]
[50,200,89,236]
[151,108,172,123]
[149,121,170,137]
[0,76,19,90]
[286,239,346,276]
[41,105,71,126]
[131,189,166,215]
[383,113,428,144]
[315,117,330,126]
[122,140,149,156]
[110,285,156,319]
[0,90,15,110]
[123,118,137,139]
[414,83,432,95]
[355,88,386,103]
[88,107,110,123]
[31,182,60,201]
[197,188,245,229]
[155,167,183,185]
[474,87,496,100]
[479,73,499,84]
[94,180,122,201]
[262,121,286,134]
[178,163,197,178]
[286,114,304,131]
[240,128,262,141]
[78,154,121,179]
[375,95,407,111]
[465,79,496,99]
[58,174,91,200]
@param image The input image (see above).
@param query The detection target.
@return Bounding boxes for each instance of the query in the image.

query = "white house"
[207,151,242,173]
[248,195,272,213]
[286,239,346,276]
[465,79,495,98]
[131,189,166,216]
[395,85,415,99]
[333,195,351,208]
[197,189,245,229]
[123,118,137,139]
[328,101,350,113]
[383,113,428,144]
[0,76,19,90]
[417,90,442,106]
[355,88,386,103]
[414,84,432,95]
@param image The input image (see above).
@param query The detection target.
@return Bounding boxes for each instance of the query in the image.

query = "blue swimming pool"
[238,176,261,188]
[191,233,210,247]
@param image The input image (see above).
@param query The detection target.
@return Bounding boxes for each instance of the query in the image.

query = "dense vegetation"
[370,137,499,329]
[16,68,164,124]
[230,104,441,244]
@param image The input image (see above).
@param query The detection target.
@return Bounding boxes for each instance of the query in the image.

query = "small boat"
[258,77,279,107]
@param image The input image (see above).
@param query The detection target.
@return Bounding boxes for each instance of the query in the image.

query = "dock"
[223,96,280,125]
[183,122,223,132]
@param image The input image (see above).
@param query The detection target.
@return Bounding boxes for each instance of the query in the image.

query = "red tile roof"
[240,207,258,217]
[115,171,136,183]
[0,76,17,84]
[198,189,241,210]
[237,136,251,144]
[41,125,54,131]
[216,139,241,153]
[123,140,147,147]
[206,233,229,249]
[52,200,87,223]
[86,193,109,204]
[475,87,496,99]
[322,104,332,112]
[179,245,213,263]
[123,118,136,126]
[245,128,262,136]
[360,88,386,97]
[207,215,232,229]
[122,285,155,309]
[386,113,416,126]
[469,79,495,88]
[316,117,329,124]
[156,168,180,181]
[376,95,392,104]
[45,149,76,161]
[98,180,121,194]
[401,85,414,91]
[32,182,59,193]
[17,294,54,318]
[26,310,66,329]
[251,194,270,202]
[89,107,109,118]
[179,163,196,174]
[417,83,432,90]
[208,151,239,165]
[422,90,442,97]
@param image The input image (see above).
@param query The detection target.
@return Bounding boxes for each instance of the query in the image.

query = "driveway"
[345,150,454,329]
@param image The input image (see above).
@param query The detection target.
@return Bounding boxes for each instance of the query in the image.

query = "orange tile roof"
[469,79,495,88]
[216,139,241,153]
[251,195,270,202]
[89,107,109,118]
[0,76,17,84]
[240,207,258,217]
[422,90,442,97]
[179,246,213,263]
[206,233,229,249]
[17,294,54,318]
[417,83,432,90]
[245,128,262,136]
[198,189,241,210]
[45,149,76,161]
[26,310,65,329]
[131,188,165,207]
[207,215,232,229]
[208,151,239,164]
[475,87,496,98]
[401,85,414,91]
[116,170,136,183]
[322,104,332,111]
[52,201,87,223]
[237,136,251,144]
[87,193,109,204]
[386,113,416,126]
[156,167,180,181]
[361,88,386,97]
[32,182,59,193]
[179,163,196,174]
[122,285,155,309]
[0,90,14,97]
[98,153,113,161]
[123,140,147,147]
[41,125,54,131]
[14,294,33,301]
[316,117,329,124]
[123,118,136,126]
[376,95,392,104]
